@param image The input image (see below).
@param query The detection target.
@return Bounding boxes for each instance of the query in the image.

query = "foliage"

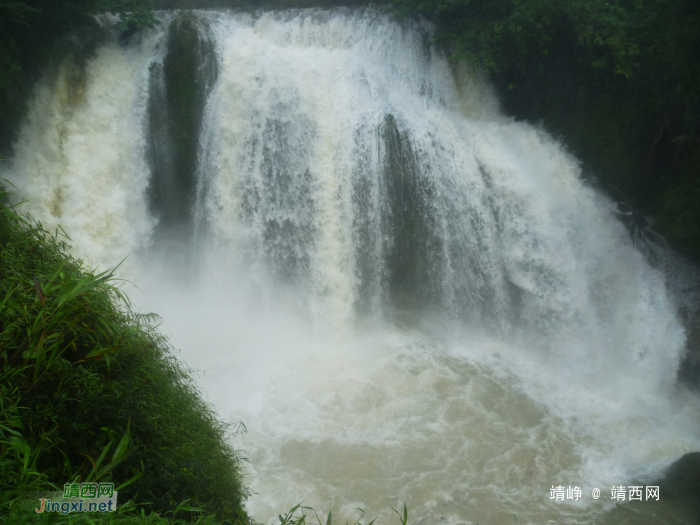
[390,505,406,525]
[391,0,638,75]
[149,0,383,9]
[391,0,700,261]
[98,0,158,31]
[0,186,250,523]
[267,503,380,525]
[2,498,230,524]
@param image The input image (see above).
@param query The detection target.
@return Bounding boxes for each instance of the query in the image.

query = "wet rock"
[657,452,700,502]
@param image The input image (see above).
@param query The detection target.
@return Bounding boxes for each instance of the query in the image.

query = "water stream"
[4,8,700,524]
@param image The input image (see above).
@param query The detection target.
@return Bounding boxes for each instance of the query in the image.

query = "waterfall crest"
[4,8,700,524]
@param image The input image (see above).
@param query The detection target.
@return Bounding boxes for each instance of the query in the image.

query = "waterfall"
[4,7,700,524]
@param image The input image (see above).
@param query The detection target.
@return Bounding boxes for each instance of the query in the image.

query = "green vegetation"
[390,0,700,262]
[2,0,699,260]
[0,501,400,525]
[150,0,382,9]
[0,182,416,522]
[3,505,238,525]
[2,2,700,522]
[0,186,250,523]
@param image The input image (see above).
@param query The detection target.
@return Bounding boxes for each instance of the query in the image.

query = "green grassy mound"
[0,185,249,524]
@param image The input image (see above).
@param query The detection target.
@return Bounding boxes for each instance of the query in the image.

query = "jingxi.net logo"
[33,482,118,515]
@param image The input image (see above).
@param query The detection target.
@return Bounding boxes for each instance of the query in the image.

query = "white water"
[4,8,700,524]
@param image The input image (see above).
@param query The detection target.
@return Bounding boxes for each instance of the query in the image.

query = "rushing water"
[4,8,700,524]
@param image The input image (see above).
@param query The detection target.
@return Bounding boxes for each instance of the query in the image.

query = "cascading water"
[4,7,700,524]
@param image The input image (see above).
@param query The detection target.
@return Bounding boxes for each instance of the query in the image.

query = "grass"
[0,183,249,523]
[0,501,409,525]
[0,184,417,525]
[263,503,388,525]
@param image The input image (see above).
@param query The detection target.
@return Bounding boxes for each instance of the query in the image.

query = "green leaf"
[115,469,143,491]
[111,424,131,465]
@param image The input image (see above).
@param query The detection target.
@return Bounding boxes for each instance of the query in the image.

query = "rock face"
[147,14,218,237]
[679,314,700,388]
[657,452,700,505]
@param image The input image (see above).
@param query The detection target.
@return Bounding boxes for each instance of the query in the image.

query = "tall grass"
[0,187,417,525]
[0,185,249,523]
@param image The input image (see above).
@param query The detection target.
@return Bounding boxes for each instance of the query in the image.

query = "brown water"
[4,8,700,524]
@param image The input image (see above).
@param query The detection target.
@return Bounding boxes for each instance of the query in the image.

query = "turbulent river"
[4,7,700,524]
